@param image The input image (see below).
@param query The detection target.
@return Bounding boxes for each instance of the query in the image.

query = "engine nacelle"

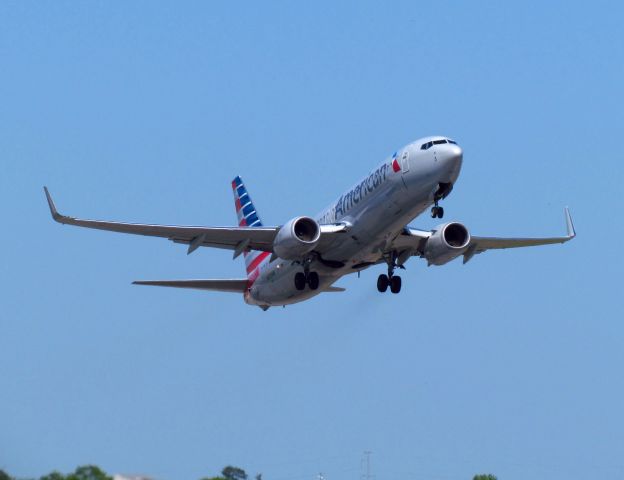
[273,216,321,260]
[423,222,471,266]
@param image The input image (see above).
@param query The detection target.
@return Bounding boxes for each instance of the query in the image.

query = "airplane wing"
[392,208,576,264]
[133,279,249,292]
[464,208,575,263]
[44,187,277,254]
[44,187,347,255]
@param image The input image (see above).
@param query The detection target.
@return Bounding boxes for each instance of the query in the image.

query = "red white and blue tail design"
[232,176,270,283]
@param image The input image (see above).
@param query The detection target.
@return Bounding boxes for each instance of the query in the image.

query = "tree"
[0,469,13,480]
[222,466,247,480]
[40,473,66,480]
[473,475,497,480]
[66,466,111,480]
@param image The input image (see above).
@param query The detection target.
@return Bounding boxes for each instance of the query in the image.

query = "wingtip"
[43,186,62,221]
[564,207,576,239]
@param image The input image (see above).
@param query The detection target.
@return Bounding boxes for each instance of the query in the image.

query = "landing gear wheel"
[390,275,402,294]
[294,272,306,290]
[307,271,320,290]
[377,274,389,293]
[431,206,444,219]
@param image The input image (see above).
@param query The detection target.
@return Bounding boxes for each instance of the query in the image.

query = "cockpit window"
[421,138,456,150]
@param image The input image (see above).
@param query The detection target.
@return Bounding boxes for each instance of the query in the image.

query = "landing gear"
[378,273,402,294]
[431,182,452,218]
[377,274,389,292]
[293,270,320,291]
[307,271,320,290]
[377,252,403,294]
[390,275,402,294]
[294,272,306,290]
[431,203,444,219]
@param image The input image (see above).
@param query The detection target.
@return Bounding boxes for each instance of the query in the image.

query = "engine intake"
[423,222,471,266]
[273,216,321,259]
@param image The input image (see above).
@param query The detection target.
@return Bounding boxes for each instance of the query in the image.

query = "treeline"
[1,465,113,480]
[0,466,497,480]
[0,465,257,480]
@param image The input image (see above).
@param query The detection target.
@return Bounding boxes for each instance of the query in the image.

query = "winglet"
[564,207,576,239]
[43,186,63,222]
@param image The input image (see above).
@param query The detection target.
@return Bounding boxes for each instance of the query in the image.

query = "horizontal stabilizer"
[132,279,248,293]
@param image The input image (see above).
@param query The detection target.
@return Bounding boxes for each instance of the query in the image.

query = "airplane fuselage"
[245,136,463,307]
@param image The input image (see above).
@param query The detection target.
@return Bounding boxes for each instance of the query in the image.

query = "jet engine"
[273,216,321,259]
[423,222,471,266]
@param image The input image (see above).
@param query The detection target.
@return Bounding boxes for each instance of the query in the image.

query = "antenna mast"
[361,451,374,480]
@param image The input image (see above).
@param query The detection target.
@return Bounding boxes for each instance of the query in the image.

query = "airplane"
[44,136,575,310]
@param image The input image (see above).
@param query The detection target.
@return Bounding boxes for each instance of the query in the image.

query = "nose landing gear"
[430,182,453,218]
[431,202,444,219]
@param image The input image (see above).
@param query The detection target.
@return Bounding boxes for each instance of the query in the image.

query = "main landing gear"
[377,273,401,294]
[294,256,320,291]
[377,251,403,294]
[294,271,319,291]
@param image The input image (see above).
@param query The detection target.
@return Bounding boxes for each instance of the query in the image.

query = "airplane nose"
[437,143,463,182]
[442,144,463,165]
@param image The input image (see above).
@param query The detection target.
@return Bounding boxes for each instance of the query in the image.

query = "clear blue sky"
[1,1,623,479]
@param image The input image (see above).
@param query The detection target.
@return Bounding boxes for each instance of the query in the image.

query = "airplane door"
[401,149,410,172]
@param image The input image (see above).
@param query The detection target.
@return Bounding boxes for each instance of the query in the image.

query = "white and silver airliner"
[45,136,575,310]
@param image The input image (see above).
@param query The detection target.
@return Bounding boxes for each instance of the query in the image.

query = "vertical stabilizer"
[231,176,270,282]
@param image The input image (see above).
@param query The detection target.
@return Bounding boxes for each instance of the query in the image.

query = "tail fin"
[231,176,270,281]
[232,175,263,228]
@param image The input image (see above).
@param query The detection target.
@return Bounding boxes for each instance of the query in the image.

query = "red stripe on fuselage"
[247,269,259,287]
[246,251,270,275]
